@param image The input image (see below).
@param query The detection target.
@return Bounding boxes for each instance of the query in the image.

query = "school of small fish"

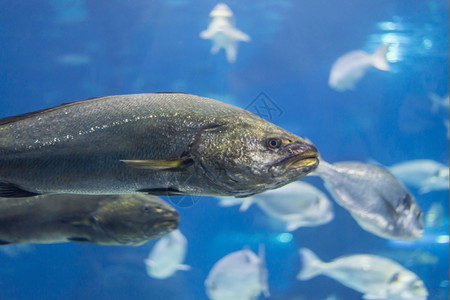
[1,2,447,300]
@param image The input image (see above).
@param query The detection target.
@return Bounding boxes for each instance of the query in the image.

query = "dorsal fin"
[0,96,105,126]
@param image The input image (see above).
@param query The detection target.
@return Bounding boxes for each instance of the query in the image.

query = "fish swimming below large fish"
[0,194,179,246]
[0,93,318,198]
[217,181,334,231]
[205,245,269,300]
[297,248,428,300]
[144,229,190,279]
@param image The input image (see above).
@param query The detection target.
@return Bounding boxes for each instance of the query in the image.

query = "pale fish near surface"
[328,44,390,91]
[0,93,318,198]
[199,3,250,63]
[205,245,269,300]
[144,229,190,279]
[311,160,423,240]
[387,159,449,194]
[218,180,334,231]
[297,248,428,300]
[0,194,178,246]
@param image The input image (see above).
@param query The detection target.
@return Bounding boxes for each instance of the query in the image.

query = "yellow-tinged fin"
[121,159,192,170]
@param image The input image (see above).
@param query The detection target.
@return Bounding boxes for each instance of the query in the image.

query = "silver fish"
[199,3,250,63]
[144,229,190,279]
[328,44,390,91]
[312,160,423,240]
[0,93,318,198]
[387,159,449,194]
[0,194,178,246]
[205,245,269,300]
[297,248,428,300]
[218,181,334,231]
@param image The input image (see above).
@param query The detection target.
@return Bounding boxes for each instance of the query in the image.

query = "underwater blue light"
[378,21,397,31]
[422,38,433,49]
[276,233,293,243]
[435,235,449,244]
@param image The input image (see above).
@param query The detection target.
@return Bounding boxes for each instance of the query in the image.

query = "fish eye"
[266,138,282,149]
[142,205,155,213]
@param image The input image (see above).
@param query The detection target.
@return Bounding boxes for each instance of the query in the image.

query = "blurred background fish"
[144,229,190,279]
[199,3,251,63]
[312,160,424,240]
[204,245,269,300]
[0,194,178,246]
[297,248,428,300]
[387,159,449,194]
[328,44,390,91]
[217,181,334,231]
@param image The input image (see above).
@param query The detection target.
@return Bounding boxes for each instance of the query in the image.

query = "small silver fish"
[388,159,449,194]
[200,3,250,63]
[297,248,428,300]
[328,44,390,91]
[312,160,423,240]
[205,245,269,300]
[144,229,190,279]
[0,194,178,246]
[218,181,334,231]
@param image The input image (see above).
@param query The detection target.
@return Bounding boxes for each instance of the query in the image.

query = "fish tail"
[428,92,441,113]
[371,44,390,71]
[258,244,270,297]
[216,197,245,207]
[296,248,324,280]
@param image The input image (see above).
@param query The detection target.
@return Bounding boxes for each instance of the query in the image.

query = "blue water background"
[0,0,448,299]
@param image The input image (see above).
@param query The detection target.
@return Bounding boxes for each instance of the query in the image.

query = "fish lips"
[269,144,319,178]
[150,210,180,237]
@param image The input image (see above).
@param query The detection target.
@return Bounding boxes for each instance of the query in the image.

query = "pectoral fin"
[61,216,93,227]
[121,158,193,170]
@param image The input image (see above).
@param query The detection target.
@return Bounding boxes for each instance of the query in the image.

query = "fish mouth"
[269,146,319,178]
[282,151,319,170]
[154,211,180,231]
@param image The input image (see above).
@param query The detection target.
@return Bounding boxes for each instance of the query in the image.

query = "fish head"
[390,193,424,240]
[94,194,179,245]
[194,115,319,197]
[387,270,428,300]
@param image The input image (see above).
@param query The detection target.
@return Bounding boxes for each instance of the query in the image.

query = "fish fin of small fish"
[362,293,386,300]
[297,248,323,280]
[177,264,191,271]
[138,187,185,196]
[67,237,91,243]
[121,158,193,170]
[239,197,254,211]
[371,44,390,71]
[286,222,303,231]
[144,258,154,267]
[0,240,11,246]
[258,244,270,297]
[0,182,40,198]
[217,197,244,207]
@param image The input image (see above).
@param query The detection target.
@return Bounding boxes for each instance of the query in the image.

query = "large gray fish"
[312,160,423,240]
[0,194,178,246]
[0,93,318,198]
